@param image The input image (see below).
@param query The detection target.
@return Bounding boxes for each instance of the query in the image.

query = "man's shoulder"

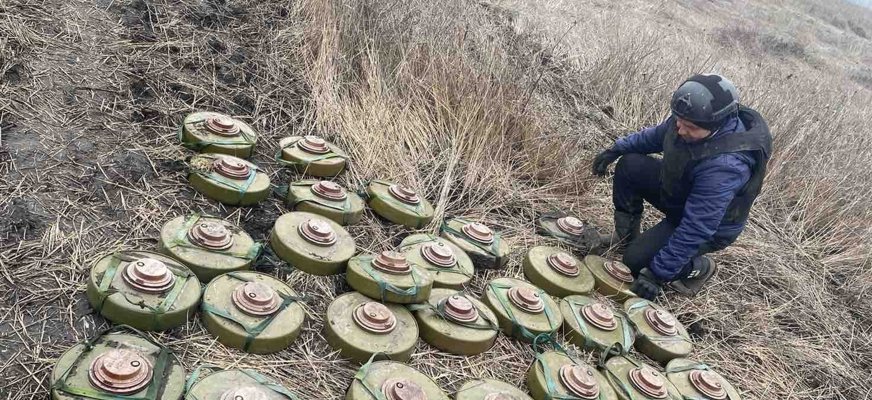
[694,152,755,176]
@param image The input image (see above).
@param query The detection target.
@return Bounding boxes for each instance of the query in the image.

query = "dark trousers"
[613,154,725,277]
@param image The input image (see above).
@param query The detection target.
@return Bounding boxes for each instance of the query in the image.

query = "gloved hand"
[631,268,663,300]
[591,148,621,176]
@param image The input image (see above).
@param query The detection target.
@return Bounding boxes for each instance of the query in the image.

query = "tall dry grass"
[300,0,593,224]
[565,1,872,272]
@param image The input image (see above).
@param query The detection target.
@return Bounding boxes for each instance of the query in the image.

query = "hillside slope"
[1,0,870,399]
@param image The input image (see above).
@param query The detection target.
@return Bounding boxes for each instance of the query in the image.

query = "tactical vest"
[661,106,772,225]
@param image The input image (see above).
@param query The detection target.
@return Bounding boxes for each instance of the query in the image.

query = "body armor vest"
[661,106,772,225]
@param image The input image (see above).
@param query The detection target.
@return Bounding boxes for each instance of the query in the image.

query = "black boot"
[598,211,641,252]
[670,255,717,296]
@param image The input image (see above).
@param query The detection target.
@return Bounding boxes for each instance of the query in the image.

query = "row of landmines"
[49,112,741,400]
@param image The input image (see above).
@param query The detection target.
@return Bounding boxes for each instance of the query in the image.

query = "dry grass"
[1,0,871,399]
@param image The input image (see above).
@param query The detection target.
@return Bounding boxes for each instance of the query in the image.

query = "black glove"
[631,268,663,300]
[592,149,621,176]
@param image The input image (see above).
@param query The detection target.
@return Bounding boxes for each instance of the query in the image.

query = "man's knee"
[614,153,650,180]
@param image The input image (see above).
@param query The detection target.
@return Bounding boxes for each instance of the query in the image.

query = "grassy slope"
[1,0,870,399]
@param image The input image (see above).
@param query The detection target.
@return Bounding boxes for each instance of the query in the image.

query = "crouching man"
[592,74,772,300]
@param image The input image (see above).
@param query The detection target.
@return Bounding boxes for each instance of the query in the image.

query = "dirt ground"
[1,0,871,399]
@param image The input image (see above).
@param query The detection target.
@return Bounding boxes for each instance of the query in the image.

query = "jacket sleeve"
[649,154,752,280]
[612,117,672,155]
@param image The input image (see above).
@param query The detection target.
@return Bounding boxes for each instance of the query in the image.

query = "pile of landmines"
[51,112,741,400]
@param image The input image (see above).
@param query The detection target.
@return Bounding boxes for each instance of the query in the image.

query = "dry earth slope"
[1,0,871,399]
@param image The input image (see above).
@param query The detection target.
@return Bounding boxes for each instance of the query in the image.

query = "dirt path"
[1,0,140,394]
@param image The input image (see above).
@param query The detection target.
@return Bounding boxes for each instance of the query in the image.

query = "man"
[592,74,772,300]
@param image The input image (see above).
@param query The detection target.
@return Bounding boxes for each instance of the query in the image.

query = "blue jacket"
[612,115,756,280]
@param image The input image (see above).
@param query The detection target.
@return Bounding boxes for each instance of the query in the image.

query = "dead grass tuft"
[1,0,871,399]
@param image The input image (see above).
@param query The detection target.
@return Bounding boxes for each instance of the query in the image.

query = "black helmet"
[670,74,739,130]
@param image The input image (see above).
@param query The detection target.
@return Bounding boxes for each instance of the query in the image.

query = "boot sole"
[669,261,717,296]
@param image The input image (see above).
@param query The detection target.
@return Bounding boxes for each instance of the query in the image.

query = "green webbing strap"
[440,219,503,265]
[274,137,346,167]
[420,263,473,278]
[665,362,711,374]
[167,214,262,261]
[357,255,423,302]
[253,245,297,273]
[187,154,259,202]
[599,354,644,400]
[535,351,583,400]
[603,366,638,400]
[184,364,218,394]
[396,236,473,278]
[273,184,291,199]
[397,235,441,250]
[178,118,255,151]
[184,366,300,400]
[52,325,176,400]
[567,300,633,355]
[530,336,605,400]
[93,252,197,330]
[239,369,301,399]
[486,282,559,340]
[353,353,390,400]
[665,363,720,400]
[406,295,498,331]
[94,255,123,312]
[664,363,726,400]
[624,301,693,345]
[200,272,306,351]
[287,180,354,215]
[598,355,683,400]
[367,180,428,219]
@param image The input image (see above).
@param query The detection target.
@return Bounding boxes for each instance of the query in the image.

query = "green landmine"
[527,350,618,400]
[560,294,635,354]
[179,111,257,158]
[51,330,185,400]
[185,368,301,400]
[481,277,563,343]
[366,180,435,228]
[665,358,742,400]
[536,213,602,255]
[399,233,474,290]
[187,153,270,206]
[324,291,418,364]
[346,251,434,304]
[583,255,637,301]
[440,218,510,270]
[603,355,683,400]
[411,288,499,356]
[201,271,305,354]
[523,245,595,298]
[278,135,348,177]
[269,211,357,276]
[158,214,260,283]
[285,180,365,225]
[86,250,201,331]
[624,298,692,364]
[456,378,533,400]
[345,361,449,400]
